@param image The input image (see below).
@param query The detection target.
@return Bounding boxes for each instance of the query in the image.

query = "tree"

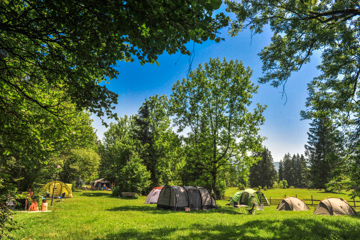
[278,160,284,181]
[249,147,277,188]
[1,0,229,124]
[132,95,181,188]
[282,153,295,187]
[226,0,360,195]
[305,117,340,190]
[99,115,137,184]
[170,58,266,198]
[59,148,100,184]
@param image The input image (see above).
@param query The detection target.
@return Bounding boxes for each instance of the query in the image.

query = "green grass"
[9,189,360,240]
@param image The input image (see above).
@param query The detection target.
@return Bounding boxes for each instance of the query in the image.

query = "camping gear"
[313,198,357,216]
[231,189,270,208]
[144,186,163,204]
[277,197,310,211]
[93,178,110,190]
[157,185,217,211]
[41,181,73,198]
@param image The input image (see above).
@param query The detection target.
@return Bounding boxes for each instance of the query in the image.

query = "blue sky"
[91,21,322,162]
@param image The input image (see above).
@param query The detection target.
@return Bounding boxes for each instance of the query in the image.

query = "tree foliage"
[249,147,277,188]
[226,0,360,195]
[305,117,341,190]
[170,58,266,198]
[1,0,229,123]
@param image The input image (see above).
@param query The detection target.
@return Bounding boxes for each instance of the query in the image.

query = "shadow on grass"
[106,205,241,215]
[96,218,360,240]
[80,192,113,198]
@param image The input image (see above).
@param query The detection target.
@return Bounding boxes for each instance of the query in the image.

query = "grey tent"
[157,185,217,211]
[313,198,357,216]
[277,197,310,211]
[144,186,163,204]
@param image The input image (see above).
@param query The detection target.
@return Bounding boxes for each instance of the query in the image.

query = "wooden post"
[311,195,313,205]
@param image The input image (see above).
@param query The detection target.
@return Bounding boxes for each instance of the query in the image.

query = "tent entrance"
[188,189,201,210]
[240,192,249,205]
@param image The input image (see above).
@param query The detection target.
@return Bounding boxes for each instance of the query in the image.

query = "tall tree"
[282,153,295,187]
[226,0,360,195]
[133,95,182,188]
[278,160,284,181]
[99,115,136,184]
[170,58,266,198]
[249,147,277,188]
[305,118,340,189]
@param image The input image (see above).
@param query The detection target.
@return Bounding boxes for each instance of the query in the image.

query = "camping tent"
[144,186,163,204]
[157,185,217,211]
[93,178,111,190]
[313,198,357,216]
[41,181,73,198]
[231,189,270,207]
[277,197,310,211]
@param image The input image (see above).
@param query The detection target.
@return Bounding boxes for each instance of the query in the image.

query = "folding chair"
[57,192,66,202]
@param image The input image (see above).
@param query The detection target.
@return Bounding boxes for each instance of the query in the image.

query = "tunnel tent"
[144,186,163,204]
[157,185,217,211]
[313,198,357,216]
[277,197,310,211]
[41,181,73,198]
[231,189,270,207]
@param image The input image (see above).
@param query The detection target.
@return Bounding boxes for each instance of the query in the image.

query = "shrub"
[237,183,245,190]
[272,181,279,189]
[279,180,288,189]
[116,154,151,194]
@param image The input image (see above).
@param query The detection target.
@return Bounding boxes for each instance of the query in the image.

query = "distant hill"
[274,162,279,172]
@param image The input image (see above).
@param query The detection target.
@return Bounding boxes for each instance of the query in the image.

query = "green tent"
[231,189,270,207]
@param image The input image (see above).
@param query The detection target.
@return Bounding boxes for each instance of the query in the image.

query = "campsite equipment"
[93,178,111,190]
[231,189,270,208]
[157,185,217,211]
[41,181,73,198]
[277,197,310,211]
[144,186,163,204]
[313,198,357,216]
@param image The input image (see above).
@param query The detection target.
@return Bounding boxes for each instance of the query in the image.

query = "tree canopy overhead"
[1,0,229,123]
[226,1,360,116]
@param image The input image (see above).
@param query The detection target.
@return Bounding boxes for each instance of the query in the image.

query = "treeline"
[249,117,348,192]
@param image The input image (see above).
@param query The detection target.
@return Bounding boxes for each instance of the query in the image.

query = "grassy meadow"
[9,188,360,239]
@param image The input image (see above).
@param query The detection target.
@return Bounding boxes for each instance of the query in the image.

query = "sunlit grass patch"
[10,189,360,239]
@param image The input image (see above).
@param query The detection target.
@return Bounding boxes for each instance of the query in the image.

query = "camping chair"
[57,192,66,202]
[248,203,264,215]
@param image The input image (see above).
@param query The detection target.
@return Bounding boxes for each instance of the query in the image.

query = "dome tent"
[157,185,217,211]
[277,197,310,211]
[41,181,73,198]
[231,189,270,207]
[144,186,163,204]
[314,198,357,216]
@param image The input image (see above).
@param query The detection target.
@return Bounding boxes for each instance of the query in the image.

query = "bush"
[112,186,121,197]
[237,183,245,190]
[116,154,151,193]
[273,181,279,189]
[279,180,288,189]
[289,186,294,189]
